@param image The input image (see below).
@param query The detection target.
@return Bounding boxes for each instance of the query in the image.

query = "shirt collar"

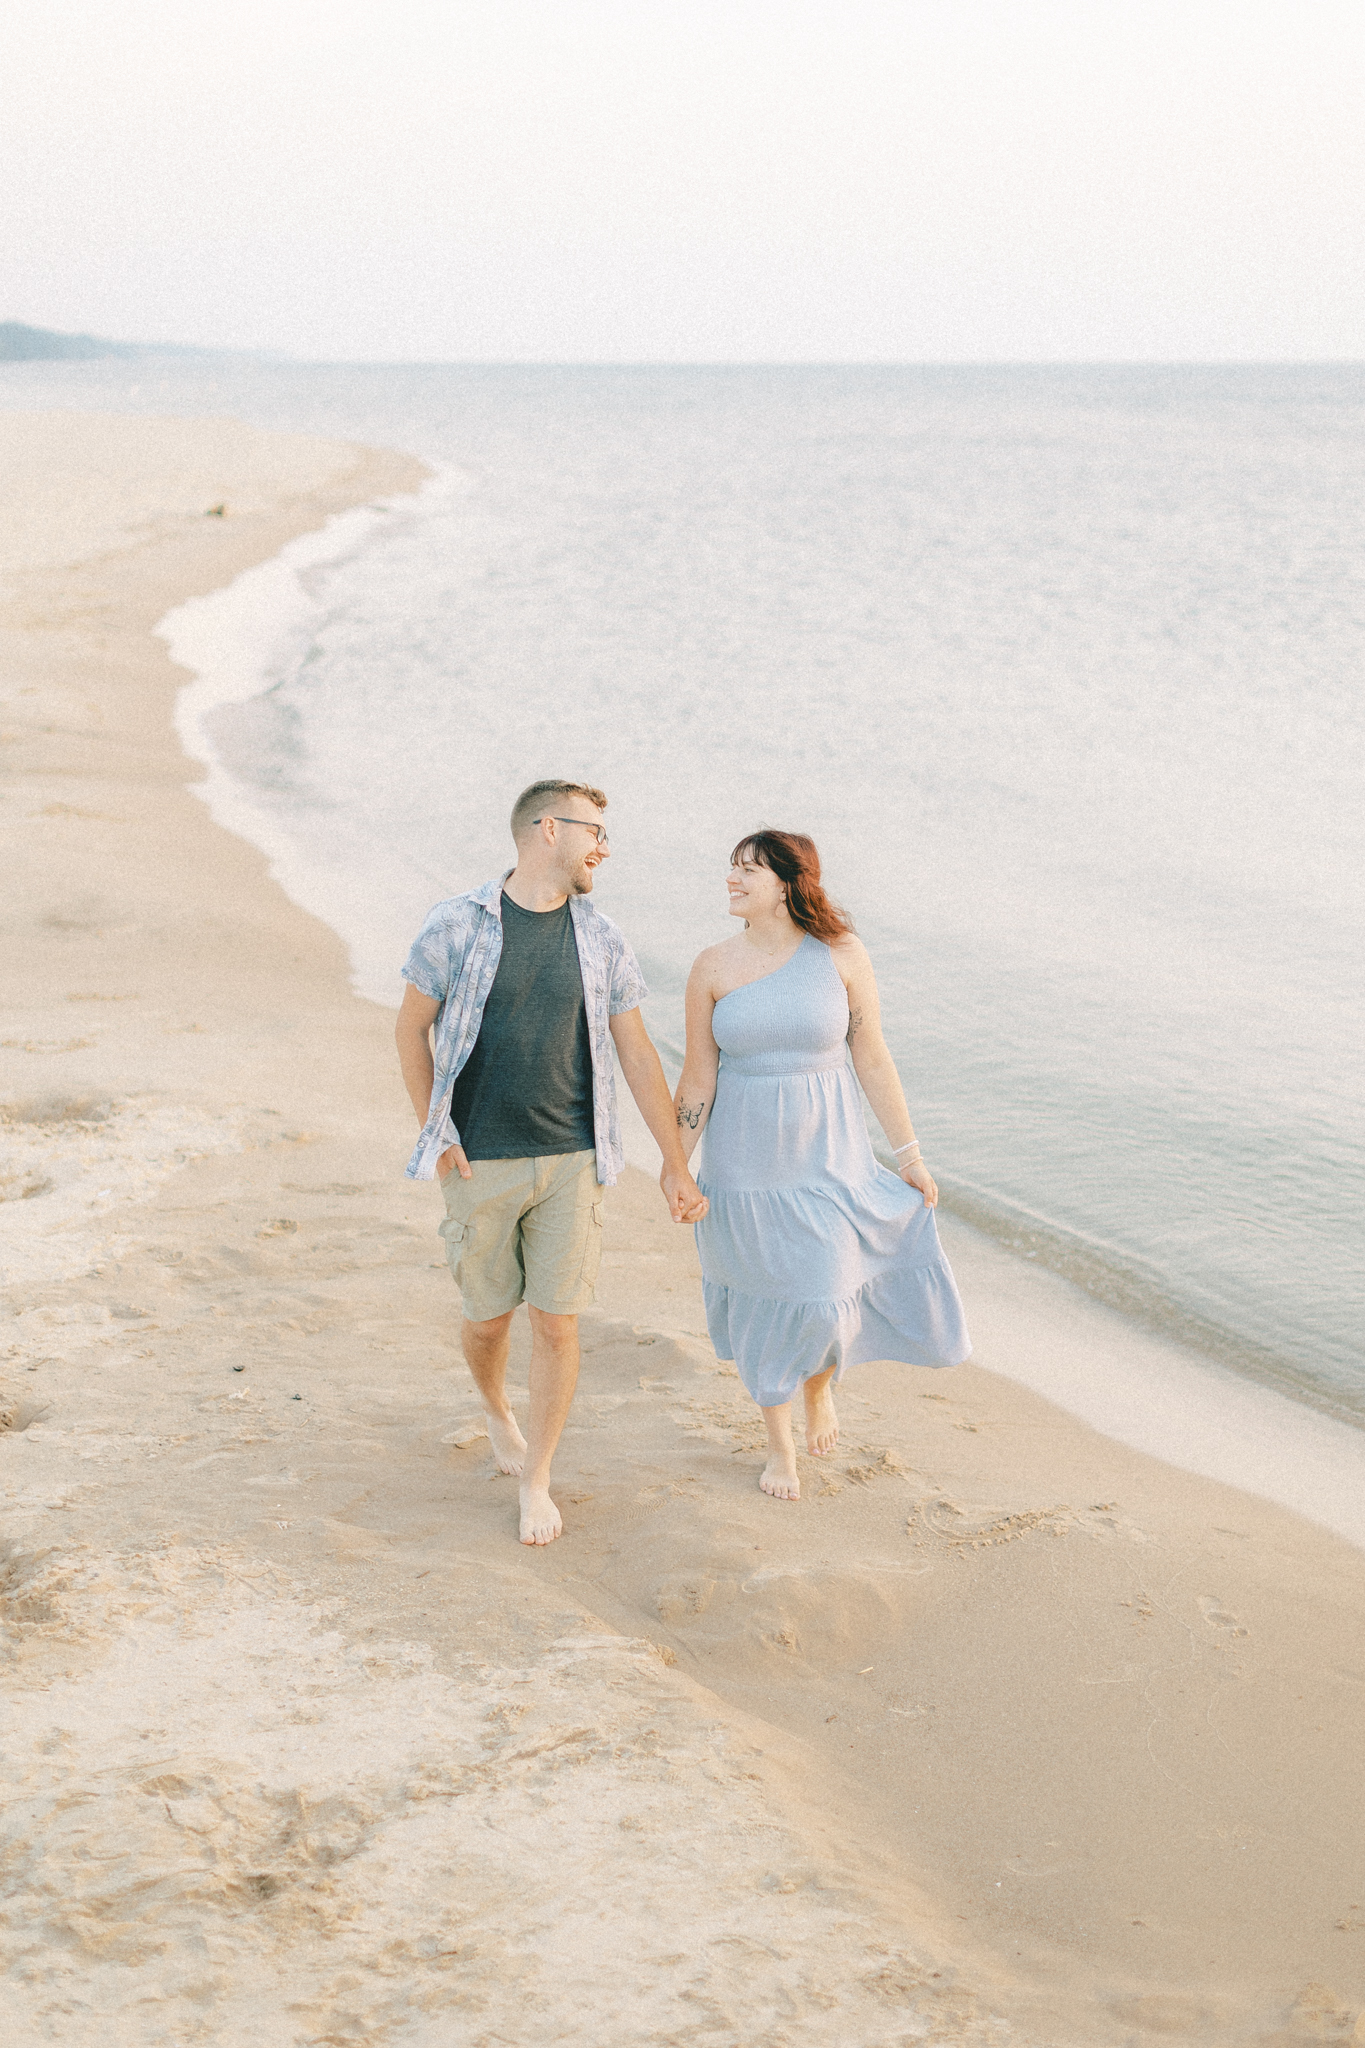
[469,871,514,915]
[472,871,598,926]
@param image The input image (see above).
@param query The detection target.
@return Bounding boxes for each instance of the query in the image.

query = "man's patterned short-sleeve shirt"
[401,872,648,1186]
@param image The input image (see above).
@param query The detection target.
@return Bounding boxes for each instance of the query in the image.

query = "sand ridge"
[3,411,1365,2046]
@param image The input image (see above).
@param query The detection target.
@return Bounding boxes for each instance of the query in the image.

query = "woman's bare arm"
[834,936,939,1207]
[673,952,722,1165]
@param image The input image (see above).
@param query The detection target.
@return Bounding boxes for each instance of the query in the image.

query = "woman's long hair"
[729,829,855,944]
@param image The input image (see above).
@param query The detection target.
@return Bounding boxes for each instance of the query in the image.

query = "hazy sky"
[5,1,1363,362]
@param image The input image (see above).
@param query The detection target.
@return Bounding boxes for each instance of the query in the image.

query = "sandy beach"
[4,410,1365,2048]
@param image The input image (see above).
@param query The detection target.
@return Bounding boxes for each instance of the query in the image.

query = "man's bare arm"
[395,981,470,1180]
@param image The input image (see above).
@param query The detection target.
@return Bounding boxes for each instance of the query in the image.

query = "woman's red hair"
[730,830,855,944]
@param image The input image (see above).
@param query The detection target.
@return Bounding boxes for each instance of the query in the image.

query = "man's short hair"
[510,780,608,842]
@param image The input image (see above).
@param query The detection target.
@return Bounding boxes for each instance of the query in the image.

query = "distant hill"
[0,322,218,362]
[0,322,140,361]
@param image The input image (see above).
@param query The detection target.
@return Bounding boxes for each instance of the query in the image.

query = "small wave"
[159,469,459,838]
[930,1172,1365,1430]
[153,469,465,991]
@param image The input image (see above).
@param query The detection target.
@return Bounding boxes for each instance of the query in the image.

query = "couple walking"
[396,779,970,1545]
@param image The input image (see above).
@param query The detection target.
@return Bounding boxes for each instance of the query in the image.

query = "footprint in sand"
[843,1449,908,1485]
[1197,1594,1249,1637]
[0,1398,49,1434]
[910,1498,1072,1549]
[440,1422,488,1448]
[656,1573,718,1622]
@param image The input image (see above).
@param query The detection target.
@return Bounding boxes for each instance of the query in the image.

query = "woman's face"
[727,854,787,922]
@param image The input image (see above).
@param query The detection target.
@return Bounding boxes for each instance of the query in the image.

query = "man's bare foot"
[760,1454,801,1501]
[483,1406,527,1476]
[804,1381,839,1456]
[519,1484,563,1545]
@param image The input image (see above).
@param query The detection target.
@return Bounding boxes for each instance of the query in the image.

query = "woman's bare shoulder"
[828,929,871,976]
[688,937,742,993]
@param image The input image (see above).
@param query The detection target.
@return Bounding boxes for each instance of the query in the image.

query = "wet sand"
[3,410,1364,2048]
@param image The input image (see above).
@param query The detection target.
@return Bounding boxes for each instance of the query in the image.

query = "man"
[396,779,707,1547]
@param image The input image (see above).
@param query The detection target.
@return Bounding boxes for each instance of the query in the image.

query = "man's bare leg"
[802,1364,839,1456]
[519,1307,580,1545]
[759,1402,801,1500]
[461,1311,528,1475]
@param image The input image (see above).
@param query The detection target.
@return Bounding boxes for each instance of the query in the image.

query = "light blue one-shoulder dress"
[694,935,971,1409]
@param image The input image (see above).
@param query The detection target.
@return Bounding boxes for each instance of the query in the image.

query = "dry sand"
[3,410,1364,2048]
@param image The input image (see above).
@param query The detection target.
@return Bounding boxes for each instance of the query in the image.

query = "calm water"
[5,360,1363,1418]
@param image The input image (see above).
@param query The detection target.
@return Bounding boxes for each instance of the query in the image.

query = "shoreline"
[160,464,1365,1476]
[156,465,462,995]
[4,410,1364,2046]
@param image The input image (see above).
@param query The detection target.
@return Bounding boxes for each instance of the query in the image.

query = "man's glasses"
[532,816,610,847]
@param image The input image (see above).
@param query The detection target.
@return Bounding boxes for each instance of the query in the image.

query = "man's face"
[554,805,610,894]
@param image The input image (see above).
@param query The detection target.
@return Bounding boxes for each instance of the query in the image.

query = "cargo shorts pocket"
[438,1213,467,1281]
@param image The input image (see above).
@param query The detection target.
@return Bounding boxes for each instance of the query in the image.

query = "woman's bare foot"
[483,1405,528,1476]
[803,1380,839,1456]
[519,1484,563,1544]
[759,1453,801,1500]
[759,1399,800,1500]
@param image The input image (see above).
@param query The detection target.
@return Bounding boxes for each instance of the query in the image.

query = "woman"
[674,830,970,1500]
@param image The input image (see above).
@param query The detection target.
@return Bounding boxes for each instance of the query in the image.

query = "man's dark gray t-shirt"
[449,893,596,1160]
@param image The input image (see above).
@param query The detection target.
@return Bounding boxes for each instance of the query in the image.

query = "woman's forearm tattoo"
[847,1007,864,1041]
[676,1098,707,1130]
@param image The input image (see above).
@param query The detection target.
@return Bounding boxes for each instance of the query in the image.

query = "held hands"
[436,1144,473,1182]
[661,1166,709,1224]
[900,1157,938,1207]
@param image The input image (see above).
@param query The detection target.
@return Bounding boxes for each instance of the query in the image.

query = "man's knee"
[527,1307,578,1352]
[462,1309,515,1351]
